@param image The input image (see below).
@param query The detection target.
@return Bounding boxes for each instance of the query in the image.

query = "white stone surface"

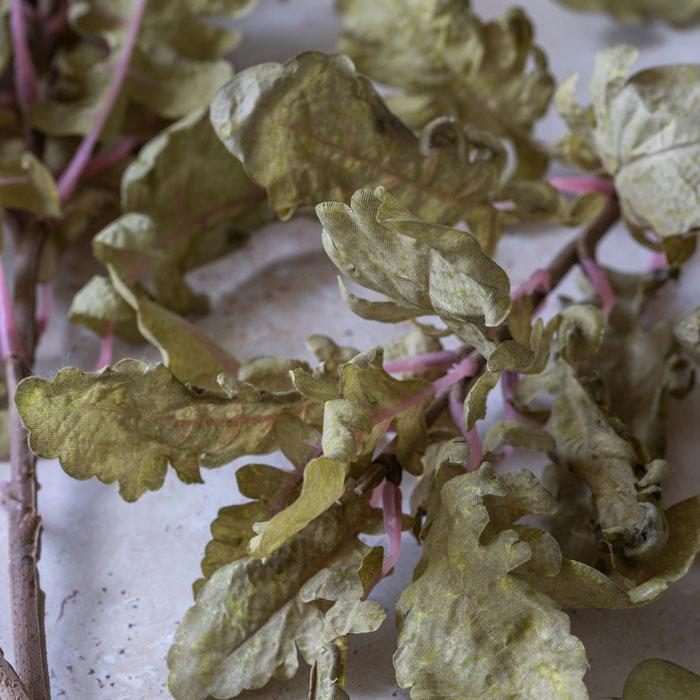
[1,1,700,698]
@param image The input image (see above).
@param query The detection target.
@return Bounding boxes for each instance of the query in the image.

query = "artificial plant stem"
[57,0,148,202]
[3,219,50,700]
[9,0,38,111]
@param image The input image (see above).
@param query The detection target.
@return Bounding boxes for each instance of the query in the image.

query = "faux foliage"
[1,1,699,699]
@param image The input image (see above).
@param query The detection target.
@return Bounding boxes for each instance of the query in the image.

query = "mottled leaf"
[394,465,588,699]
[559,45,700,238]
[554,0,700,26]
[0,153,60,217]
[318,187,511,357]
[211,52,501,223]
[623,659,700,699]
[167,497,385,700]
[15,360,320,501]
[337,0,554,178]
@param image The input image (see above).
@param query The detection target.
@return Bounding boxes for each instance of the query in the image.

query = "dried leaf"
[167,497,384,700]
[318,187,511,357]
[623,659,700,699]
[337,0,553,179]
[211,52,500,223]
[559,45,700,238]
[554,0,700,26]
[15,360,320,501]
[0,152,60,217]
[394,465,588,699]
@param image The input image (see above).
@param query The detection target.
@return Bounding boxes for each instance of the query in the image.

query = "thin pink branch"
[9,0,37,111]
[465,426,482,472]
[93,322,114,370]
[383,349,458,375]
[57,0,148,203]
[549,175,615,197]
[373,356,479,425]
[35,282,53,338]
[512,268,551,302]
[580,257,616,315]
[380,481,402,577]
[0,260,18,359]
[80,134,146,181]
[647,250,667,272]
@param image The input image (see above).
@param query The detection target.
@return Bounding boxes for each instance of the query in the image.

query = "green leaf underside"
[318,187,511,357]
[337,0,554,178]
[167,497,384,700]
[622,659,700,699]
[210,51,500,224]
[394,465,588,699]
[15,360,321,501]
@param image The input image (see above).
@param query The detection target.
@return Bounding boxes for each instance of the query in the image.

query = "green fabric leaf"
[559,45,700,238]
[463,369,500,429]
[251,348,431,557]
[337,0,554,179]
[623,659,700,699]
[674,305,700,365]
[554,0,700,26]
[394,465,588,699]
[580,270,694,458]
[520,494,700,607]
[542,361,668,559]
[110,274,240,395]
[210,51,501,223]
[308,640,350,700]
[167,497,385,700]
[193,462,302,596]
[95,108,268,315]
[15,360,321,501]
[318,187,511,357]
[29,0,256,137]
[482,420,555,455]
[0,153,61,217]
[68,274,141,341]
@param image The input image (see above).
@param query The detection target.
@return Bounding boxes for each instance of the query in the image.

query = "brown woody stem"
[3,218,50,700]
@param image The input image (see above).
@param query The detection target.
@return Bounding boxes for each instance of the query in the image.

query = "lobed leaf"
[318,187,511,357]
[337,0,554,178]
[167,497,384,700]
[394,465,588,699]
[211,52,501,223]
[15,360,321,501]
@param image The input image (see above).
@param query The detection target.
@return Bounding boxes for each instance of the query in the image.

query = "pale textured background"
[2,1,700,698]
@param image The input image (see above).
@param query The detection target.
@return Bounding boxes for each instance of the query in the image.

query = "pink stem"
[500,371,520,422]
[0,176,30,187]
[380,481,403,577]
[0,261,18,360]
[57,0,148,203]
[383,350,458,375]
[93,322,114,370]
[35,282,53,337]
[449,390,467,438]
[512,268,551,301]
[9,0,37,111]
[369,480,384,508]
[80,134,146,181]
[465,426,482,472]
[647,250,667,272]
[373,356,479,425]
[47,1,69,36]
[580,257,616,315]
[549,176,615,197]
